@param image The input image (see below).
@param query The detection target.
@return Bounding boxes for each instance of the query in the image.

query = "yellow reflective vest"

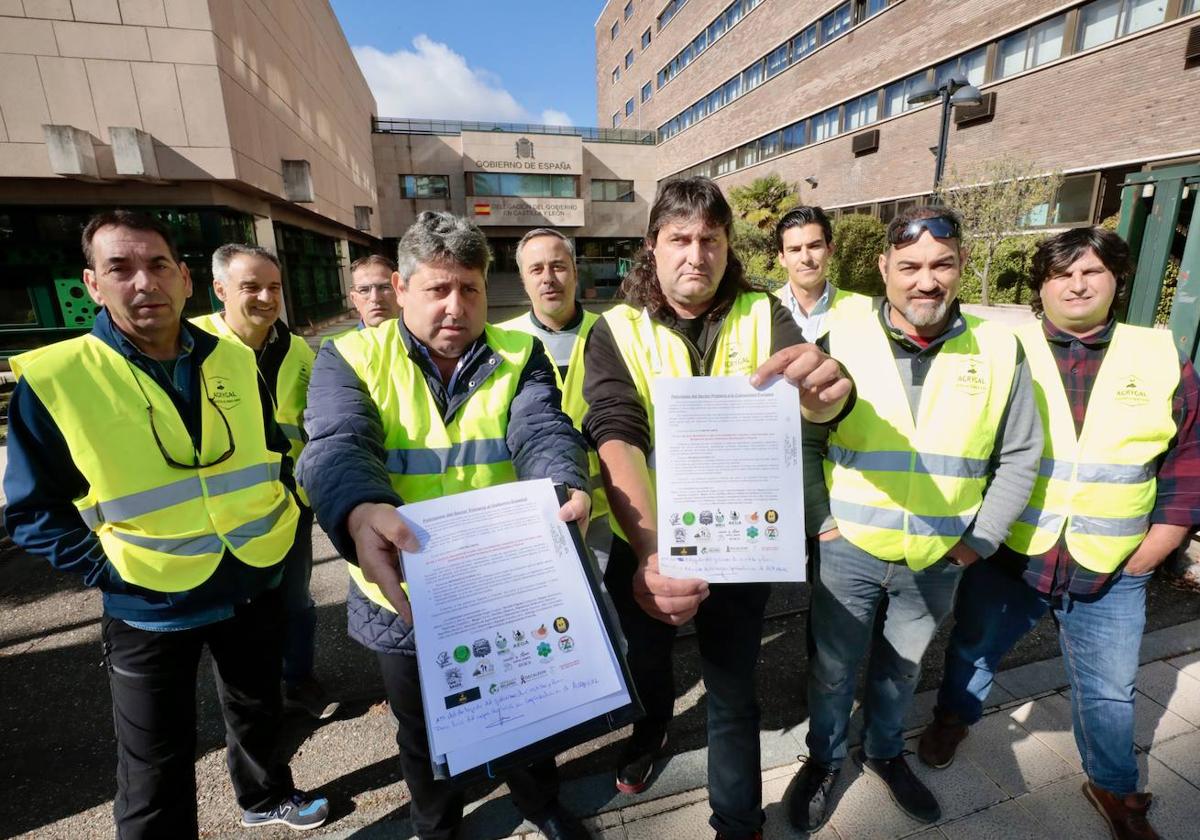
[191,313,314,469]
[332,322,534,612]
[600,292,774,541]
[496,309,608,522]
[1004,321,1178,572]
[773,284,875,339]
[825,310,1018,570]
[12,334,300,593]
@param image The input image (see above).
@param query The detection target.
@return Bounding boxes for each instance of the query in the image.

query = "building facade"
[372,119,657,296]
[597,0,1200,224]
[0,0,379,356]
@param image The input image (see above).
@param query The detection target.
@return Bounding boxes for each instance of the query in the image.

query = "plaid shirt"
[994,317,1200,596]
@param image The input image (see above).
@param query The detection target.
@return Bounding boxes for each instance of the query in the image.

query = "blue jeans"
[806,535,964,766]
[937,559,1150,795]
[281,506,317,683]
[606,538,770,837]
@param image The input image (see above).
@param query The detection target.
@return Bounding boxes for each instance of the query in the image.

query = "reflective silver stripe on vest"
[386,438,511,474]
[1018,506,1148,537]
[830,499,972,537]
[226,497,294,549]
[1037,458,1154,484]
[1017,506,1065,532]
[829,499,905,530]
[1069,513,1150,537]
[279,423,304,442]
[111,530,225,556]
[828,446,990,479]
[205,462,283,497]
[81,462,283,527]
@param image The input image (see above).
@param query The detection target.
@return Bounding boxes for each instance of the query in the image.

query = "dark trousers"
[281,506,317,683]
[376,650,559,840]
[101,588,294,840]
[604,538,771,837]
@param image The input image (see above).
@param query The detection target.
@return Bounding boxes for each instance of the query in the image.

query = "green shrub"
[829,215,887,296]
[959,235,1039,306]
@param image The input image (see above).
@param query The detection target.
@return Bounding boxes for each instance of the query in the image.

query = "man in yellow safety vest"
[298,211,594,840]
[920,227,1200,840]
[785,206,1042,832]
[192,243,337,721]
[582,177,852,840]
[3,210,327,837]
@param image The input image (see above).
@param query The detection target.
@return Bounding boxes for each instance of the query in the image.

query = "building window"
[883,72,927,117]
[641,81,653,102]
[845,91,879,131]
[624,0,634,19]
[470,173,577,198]
[613,112,621,127]
[759,130,782,160]
[626,49,635,68]
[738,139,761,169]
[782,120,807,151]
[626,97,635,117]
[591,179,635,201]
[611,20,619,39]
[792,24,818,60]
[1024,173,1098,226]
[400,174,450,199]
[1077,0,1167,51]
[996,14,1066,78]
[658,0,688,30]
[613,66,620,83]
[1185,0,1198,13]
[642,27,652,48]
[820,3,852,43]
[714,150,736,176]
[811,108,840,143]
[741,59,764,93]
[765,43,790,78]
[935,46,986,87]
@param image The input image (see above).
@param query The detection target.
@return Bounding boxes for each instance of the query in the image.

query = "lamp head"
[906,76,939,105]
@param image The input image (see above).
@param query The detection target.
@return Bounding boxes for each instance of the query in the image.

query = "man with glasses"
[349,254,402,328]
[785,206,1041,832]
[3,210,328,836]
[921,227,1200,840]
[192,244,337,721]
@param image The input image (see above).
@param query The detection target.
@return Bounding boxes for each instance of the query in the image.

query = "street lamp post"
[907,75,983,192]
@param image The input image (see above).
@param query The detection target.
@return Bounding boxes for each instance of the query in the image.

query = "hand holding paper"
[633,552,709,626]
[346,501,420,623]
[750,343,851,422]
[557,487,592,537]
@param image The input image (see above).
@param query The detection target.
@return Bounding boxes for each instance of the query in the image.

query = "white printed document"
[400,479,632,775]
[652,375,806,583]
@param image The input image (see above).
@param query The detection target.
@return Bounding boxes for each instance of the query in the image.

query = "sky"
[330,1,603,127]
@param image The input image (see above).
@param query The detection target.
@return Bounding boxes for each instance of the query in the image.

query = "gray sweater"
[805,302,1042,560]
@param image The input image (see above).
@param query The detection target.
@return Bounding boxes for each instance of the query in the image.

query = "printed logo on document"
[495,632,508,652]
[537,642,553,658]
[472,639,491,658]
[435,651,452,668]
[472,659,494,678]
[715,510,726,525]
[558,636,574,652]
[693,527,711,542]
[729,510,741,524]
[766,526,779,540]
[698,510,713,525]
[512,628,527,646]
[553,616,570,633]
[746,526,760,539]
[444,667,463,690]
[533,623,549,639]
[765,509,779,523]
[674,527,687,544]
[453,645,471,663]
[669,512,680,525]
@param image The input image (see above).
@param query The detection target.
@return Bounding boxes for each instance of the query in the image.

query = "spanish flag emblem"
[473,202,491,216]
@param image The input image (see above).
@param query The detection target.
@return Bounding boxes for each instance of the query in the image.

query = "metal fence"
[372,117,656,145]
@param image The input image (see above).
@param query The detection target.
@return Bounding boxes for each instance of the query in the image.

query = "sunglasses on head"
[889,215,961,246]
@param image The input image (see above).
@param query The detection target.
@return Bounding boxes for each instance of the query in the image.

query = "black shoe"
[284,677,340,721]
[528,803,593,840]
[855,749,941,824]
[784,756,840,832]
[615,724,668,794]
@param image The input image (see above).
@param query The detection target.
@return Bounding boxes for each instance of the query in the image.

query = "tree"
[935,157,1063,306]
[728,173,799,287]
[828,214,887,296]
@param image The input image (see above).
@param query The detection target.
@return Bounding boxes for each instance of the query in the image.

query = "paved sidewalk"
[482,622,1200,840]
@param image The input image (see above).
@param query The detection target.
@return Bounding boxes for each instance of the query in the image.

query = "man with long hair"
[582,177,852,840]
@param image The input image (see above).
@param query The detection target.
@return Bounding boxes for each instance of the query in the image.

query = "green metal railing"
[1118,164,1200,362]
